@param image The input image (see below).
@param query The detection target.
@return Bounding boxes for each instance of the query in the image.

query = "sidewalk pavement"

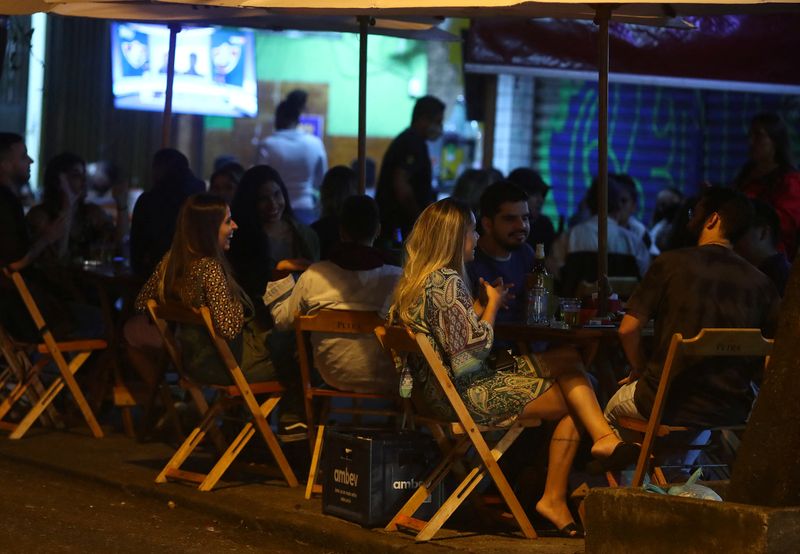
[0,427,583,553]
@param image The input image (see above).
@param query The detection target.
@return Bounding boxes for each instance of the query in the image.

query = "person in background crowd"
[311,165,358,260]
[650,186,683,256]
[614,173,652,252]
[376,95,445,246]
[1,138,103,341]
[130,149,204,278]
[259,89,328,225]
[228,165,320,327]
[451,168,502,218]
[508,167,556,256]
[391,198,639,538]
[735,198,791,296]
[734,112,800,261]
[27,153,115,264]
[208,162,244,205]
[0,133,52,273]
[85,160,132,238]
[466,181,533,324]
[269,195,400,393]
[566,175,650,277]
[607,187,780,441]
[0,133,62,341]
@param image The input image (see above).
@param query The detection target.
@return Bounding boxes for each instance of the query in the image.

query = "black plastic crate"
[321,429,444,527]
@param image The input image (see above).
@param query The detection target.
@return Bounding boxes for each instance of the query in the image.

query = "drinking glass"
[560,298,581,328]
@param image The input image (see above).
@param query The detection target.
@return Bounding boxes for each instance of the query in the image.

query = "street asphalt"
[0,427,583,553]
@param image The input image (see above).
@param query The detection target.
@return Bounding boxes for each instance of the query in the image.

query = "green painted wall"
[255,31,427,137]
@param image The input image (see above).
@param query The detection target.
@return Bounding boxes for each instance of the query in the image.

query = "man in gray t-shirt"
[606,187,780,429]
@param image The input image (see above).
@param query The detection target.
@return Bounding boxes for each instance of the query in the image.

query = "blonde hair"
[391,198,473,325]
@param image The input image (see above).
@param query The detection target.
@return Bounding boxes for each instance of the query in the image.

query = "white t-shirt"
[259,129,328,211]
[567,215,651,276]
[268,260,401,393]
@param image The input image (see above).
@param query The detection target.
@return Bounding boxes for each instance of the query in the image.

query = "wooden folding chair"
[295,309,399,499]
[616,328,773,488]
[0,323,63,432]
[0,270,105,439]
[146,299,298,491]
[375,324,542,542]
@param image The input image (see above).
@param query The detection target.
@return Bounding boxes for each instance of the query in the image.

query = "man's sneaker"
[278,420,308,443]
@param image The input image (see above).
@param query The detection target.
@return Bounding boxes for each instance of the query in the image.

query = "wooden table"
[70,262,144,435]
[495,322,619,365]
[495,322,627,403]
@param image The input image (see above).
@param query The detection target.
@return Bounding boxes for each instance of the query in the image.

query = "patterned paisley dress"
[405,268,553,425]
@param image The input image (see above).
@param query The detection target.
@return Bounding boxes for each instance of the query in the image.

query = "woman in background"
[735,112,800,260]
[228,165,319,325]
[27,152,114,263]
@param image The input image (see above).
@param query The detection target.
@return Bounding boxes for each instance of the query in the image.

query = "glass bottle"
[527,243,552,325]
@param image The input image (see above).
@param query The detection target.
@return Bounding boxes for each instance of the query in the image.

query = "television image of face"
[111,23,258,118]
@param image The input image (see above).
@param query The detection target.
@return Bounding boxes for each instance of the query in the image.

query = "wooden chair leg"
[9,376,66,439]
[199,395,298,491]
[186,386,227,454]
[305,424,326,499]
[386,435,470,532]
[156,401,224,484]
[248,395,299,488]
[417,426,534,542]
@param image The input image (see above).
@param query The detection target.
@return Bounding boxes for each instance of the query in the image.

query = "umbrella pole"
[161,23,180,149]
[595,7,611,316]
[357,16,369,194]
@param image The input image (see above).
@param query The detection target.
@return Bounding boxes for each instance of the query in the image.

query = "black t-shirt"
[0,185,29,267]
[375,128,433,240]
[627,245,780,426]
[758,252,790,297]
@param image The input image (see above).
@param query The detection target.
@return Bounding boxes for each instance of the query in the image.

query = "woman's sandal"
[586,441,641,475]
[537,521,585,539]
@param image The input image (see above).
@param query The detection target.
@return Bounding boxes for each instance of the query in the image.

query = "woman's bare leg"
[555,371,621,457]
[520,385,580,532]
[537,346,622,458]
[534,414,581,533]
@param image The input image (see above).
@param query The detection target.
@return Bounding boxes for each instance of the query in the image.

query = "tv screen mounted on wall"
[111,22,258,118]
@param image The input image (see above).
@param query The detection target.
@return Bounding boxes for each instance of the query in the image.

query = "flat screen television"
[111,23,258,118]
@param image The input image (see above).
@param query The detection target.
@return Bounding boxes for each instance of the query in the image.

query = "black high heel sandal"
[586,441,641,475]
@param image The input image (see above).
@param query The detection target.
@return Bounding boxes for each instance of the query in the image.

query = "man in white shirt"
[568,176,651,277]
[268,195,400,393]
[259,89,328,224]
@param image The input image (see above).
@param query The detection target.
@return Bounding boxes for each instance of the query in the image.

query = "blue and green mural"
[533,79,800,225]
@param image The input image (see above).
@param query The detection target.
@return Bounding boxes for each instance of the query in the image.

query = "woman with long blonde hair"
[391,198,638,538]
[134,193,274,385]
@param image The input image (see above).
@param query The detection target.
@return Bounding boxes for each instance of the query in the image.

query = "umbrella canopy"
[147,0,799,17]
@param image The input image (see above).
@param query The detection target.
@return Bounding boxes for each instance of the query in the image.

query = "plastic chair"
[375,324,542,542]
[616,328,773,487]
[295,309,399,499]
[146,299,298,491]
[0,270,105,439]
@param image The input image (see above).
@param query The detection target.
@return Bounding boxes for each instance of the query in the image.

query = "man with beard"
[605,186,780,434]
[376,95,445,246]
[466,180,534,324]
